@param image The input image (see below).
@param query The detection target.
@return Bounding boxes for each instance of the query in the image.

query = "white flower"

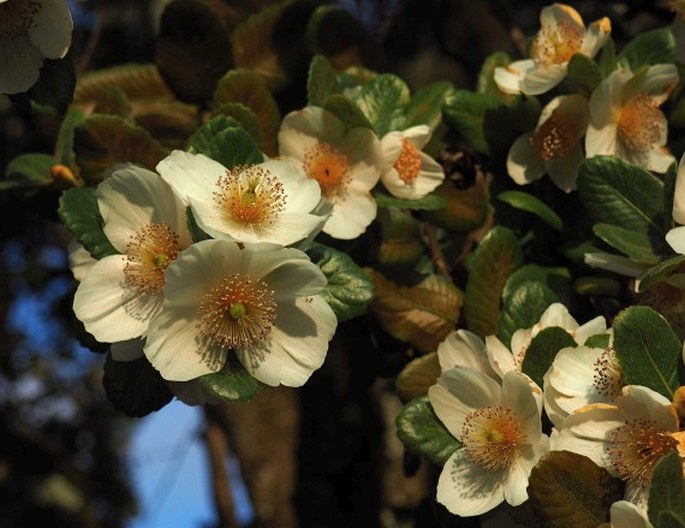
[608,500,653,528]
[486,303,607,379]
[666,152,685,255]
[551,385,684,506]
[67,239,96,282]
[73,165,192,343]
[585,65,679,173]
[543,342,624,428]
[507,94,589,192]
[157,150,327,247]
[0,0,73,94]
[144,239,337,387]
[428,368,549,516]
[379,125,444,199]
[278,106,384,240]
[494,3,610,95]
[437,329,499,380]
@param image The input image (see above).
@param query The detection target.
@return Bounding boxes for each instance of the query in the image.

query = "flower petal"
[323,190,376,239]
[507,133,545,186]
[110,339,145,362]
[520,64,567,96]
[494,60,535,95]
[157,150,226,205]
[0,35,43,94]
[28,0,73,58]
[437,330,498,379]
[666,226,685,254]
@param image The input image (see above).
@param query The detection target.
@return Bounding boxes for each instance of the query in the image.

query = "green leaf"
[497,190,566,232]
[73,115,169,184]
[307,54,340,106]
[567,53,602,92]
[213,69,281,156]
[93,84,133,121]
[395,396,461,465]
[9,58,75,115]
[577,156,667,238]
[649,453,685,528]
[58,188,118,259]
[597,37,616,77]
[502,264,571,303]
[616,28,676,71]
[212,102,263,146]
[305,5,371,63]
[186,207,210,243]
[0,154,55,191]
[355,73,410,136]
[497,281,559,349]
[477,51,512,99]
[483,95,541,157]
[443,90,501,154]
[574,276,622,296]
[322,94,373,131]
[636,254,685,293]
[374,190,446,211]
[368,271,462,353]
[585,333,611,349]
[404,81,454,130]
[198,354,261,402]
[307,243,374,322]
[54,110,86,170]
[593,223,661,264]
[464,226,524,337]
[377,208,424,266]
[521,327,577,387]
[527,451,624,528]
[423,177,490,232]
[613,305,681,398]
[664,160,678,234]
[187,115,263,168]
[103,354,173,417]
[395,352,441,403]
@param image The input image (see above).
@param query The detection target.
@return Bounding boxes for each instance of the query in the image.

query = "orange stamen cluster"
[530,111,578,160]
[196,273,277,350]
[617,92,665,154]
[530,19,583,68]
[214,165,286,229]
[461,405,525,471]
[608,418,679,489]
[124,222,180,295]
[303,142,351,197]
[395,139,422,185]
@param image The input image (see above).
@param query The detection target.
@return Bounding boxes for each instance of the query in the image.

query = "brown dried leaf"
[395,352,441,403]
[368,271,462,353]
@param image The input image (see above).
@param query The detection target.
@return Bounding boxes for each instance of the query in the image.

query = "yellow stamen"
[124,222,180,295]
[395,139,422,185]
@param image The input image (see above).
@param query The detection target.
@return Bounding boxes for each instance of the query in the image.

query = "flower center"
[461,405,525,471]
[303,142,351,197]
[617,92,666,154]
[395,139,421,185]
[0,0,40,40]
[608,418,679,489]
[196,273,277,350]
[530,110,579,160]
[214,165,286,229]
[530,20,583,67]
[592,347,624,399]
[123,222,180,295]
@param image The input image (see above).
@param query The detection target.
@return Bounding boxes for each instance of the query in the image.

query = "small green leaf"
[307,55,340,106]
[103,354,173,417]
[521,327,577,387]
[187,115,263,168]
[58,188,118,259]
[597,37,616,77]
[93,84,133,121]
[9,58,75,115]
[465,226,524,337]
[0,153,55,191]
[395,352,441,403]
[649,453,685,528]
[395,396,461,465]
[54,109,86,170]
[497,281,559,349]
[355,73,410,136]
[613,305,681,398]
[577,156,667,237]
[307,243,374,322]
[527,451,624,528]
[212,102,263,145]
[404,81,454,130]
[574,276,622,296]
[498,190,566,232]
[198,354,261,402]
[616,28,676,71]
[567,54,602,92]
[593,223,661,264]
[322,94,373,131]
[483,95,541,157]
[636,254,685,293]
[443,90,502,154]
[585,333,611,349]
[374,190,446,211]
[186,207,210,243]
[502,264,571,303]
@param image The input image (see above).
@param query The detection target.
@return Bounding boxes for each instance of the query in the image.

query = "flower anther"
[394,139,422,185]
[461,405,526,471]
[303,142,351,197]
[617,92,666,155]
[530,18,583,68]
[124,222,181,295]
